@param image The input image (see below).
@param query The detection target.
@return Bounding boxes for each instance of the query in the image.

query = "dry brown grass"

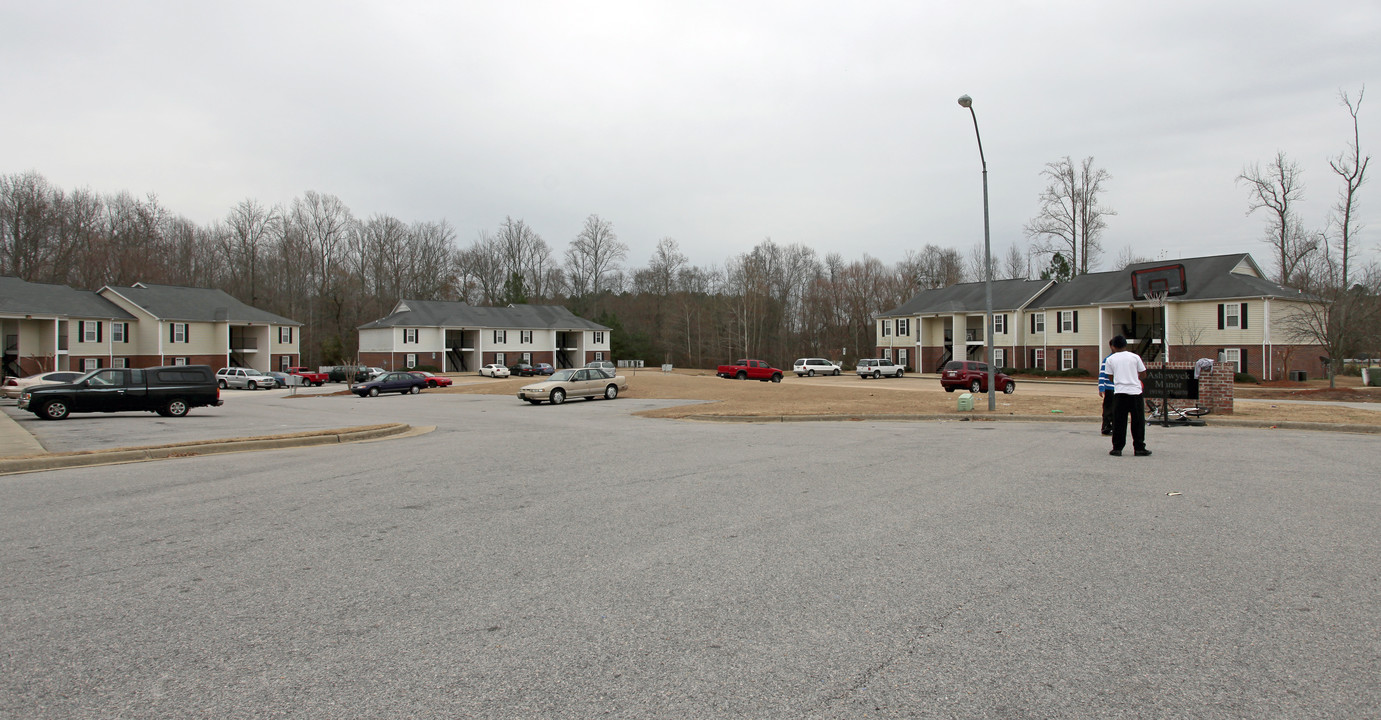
[435,369,1381,426]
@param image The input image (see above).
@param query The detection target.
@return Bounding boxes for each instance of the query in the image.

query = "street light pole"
[957,94,996,411]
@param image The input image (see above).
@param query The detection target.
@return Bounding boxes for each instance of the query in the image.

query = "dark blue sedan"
[351,371,426,397]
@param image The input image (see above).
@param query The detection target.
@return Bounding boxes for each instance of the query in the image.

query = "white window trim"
[993,315,1006,334]
[83,358,100,371]
[173,357,188,366]
[520,330,533,344]
[593,331,605,344]
[993,348,1005,368]
[1034,348,1046,370]
[403,328,418,344]
[881,319,892,337]
[594,351,604,361]
[1060,312,1073,333]
[112,323,126,343]
[405,353,417,368]
[1034,313,1045,333]
[1061,348,1074,371]
[82,321,99,343]
[173,323,187,343]
[113,357,128,369]
[494,330,506,344]
[1225,304,1240,328]
[1220,348,1241,371]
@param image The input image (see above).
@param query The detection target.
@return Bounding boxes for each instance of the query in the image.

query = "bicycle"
[1145,398,1210,424]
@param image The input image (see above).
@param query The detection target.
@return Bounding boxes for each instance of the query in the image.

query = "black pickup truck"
[18,365,223,420]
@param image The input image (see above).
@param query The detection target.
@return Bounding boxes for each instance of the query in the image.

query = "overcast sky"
[3,2,1378,275]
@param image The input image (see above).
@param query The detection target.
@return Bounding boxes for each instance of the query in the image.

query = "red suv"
[940,361,1015,394]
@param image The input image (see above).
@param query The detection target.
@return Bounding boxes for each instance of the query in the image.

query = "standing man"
[1098,339,1116,436]
[1105,335,1151,457]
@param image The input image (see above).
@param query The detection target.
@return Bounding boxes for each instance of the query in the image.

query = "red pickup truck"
[716,359,784,383]
[286,367,329,387]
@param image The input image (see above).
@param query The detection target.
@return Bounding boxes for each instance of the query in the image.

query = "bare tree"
[1238,151,1318,284]
[1329,87,1369,288]
[224,199,280,305]
[1024,156,1115,275]
[565,214,628,297]
[1002,242,1027,280]
[1281,256,1381,387]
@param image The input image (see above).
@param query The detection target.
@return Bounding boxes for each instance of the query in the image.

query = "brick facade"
[1149,360,1235,415]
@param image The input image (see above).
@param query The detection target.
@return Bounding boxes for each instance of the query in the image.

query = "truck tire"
[770,373,782,383]
[873,370,881,379]
[833,369,840,376]
[970,380,982,393]
[1004,381,1016,394]
[249,380,259,390]
[163,399,190,417]
[736,371,747,380]
[218,380,227,389]
[895,369,903,378]
[39,400,69,420]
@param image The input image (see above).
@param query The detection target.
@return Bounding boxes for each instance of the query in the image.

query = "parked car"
[351,371,427,397]
[518,367,627,405]
[793,358,842,377]
[480,364,511,378]
[216,367,274,390]
[410,371,452,388]
[265,371,291,388]
[940,360,1016,394]
[508,362,539,377]
[585,361,616,374]
[715,359,784,382]
[534,363,555,375]
[326,365,368,383]
[285,366,329,386]
[19,365,222,420]
[856,358,904,379]
[2,371,84,399]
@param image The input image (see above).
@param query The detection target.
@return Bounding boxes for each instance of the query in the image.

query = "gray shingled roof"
[879,278,1054,317]
[358,300,609,331]
[0,276,135,319]
[104,283,301,325]
[1028,253,1308,308]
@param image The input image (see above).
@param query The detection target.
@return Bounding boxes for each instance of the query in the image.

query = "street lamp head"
[957,94,973,108]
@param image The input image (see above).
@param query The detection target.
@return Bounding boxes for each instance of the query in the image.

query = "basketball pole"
[1156,291,1169,427]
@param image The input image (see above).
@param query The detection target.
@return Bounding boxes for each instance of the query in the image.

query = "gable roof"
[879,278,1055,317]
[1028,253,1310,309]
[0,276,135,319]
[358,300,609,331]
[101,283,301,325]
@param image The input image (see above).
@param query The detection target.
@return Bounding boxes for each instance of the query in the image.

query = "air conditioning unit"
[1289,370,1308,382]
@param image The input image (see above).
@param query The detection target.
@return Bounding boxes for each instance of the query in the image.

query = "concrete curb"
[680,413,1381,434]
[0,423,415,476]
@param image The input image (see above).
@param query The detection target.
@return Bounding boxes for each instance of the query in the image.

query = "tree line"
[0,171,1014,368]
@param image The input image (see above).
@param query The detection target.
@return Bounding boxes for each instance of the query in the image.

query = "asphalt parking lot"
[2,392,1379,718]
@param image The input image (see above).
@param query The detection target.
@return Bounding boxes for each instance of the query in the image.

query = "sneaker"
[1109,449,1122,456]
[1134,449,1152,457]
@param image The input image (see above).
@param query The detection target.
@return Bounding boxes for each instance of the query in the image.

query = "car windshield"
[243,369,264,376]
[943,362,963,371]
[549,369,578,382]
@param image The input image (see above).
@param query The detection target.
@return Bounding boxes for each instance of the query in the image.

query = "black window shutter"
[1240,349,1249,374]
[1030,314,1036,333]
[123,324,130,343]
[1241,303,1248,329]
[169,324,175,342]
[97,322,102,342]
[1073,311,1079,333]
[1073,349,1079,369]
[1056,312,1062,334]
[1218,304,1225,330]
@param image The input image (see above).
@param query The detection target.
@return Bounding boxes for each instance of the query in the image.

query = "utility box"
[1289,370,1308,382]
[957,392,974,411]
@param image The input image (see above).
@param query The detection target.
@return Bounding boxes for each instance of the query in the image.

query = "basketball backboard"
[1130,263,1187,300]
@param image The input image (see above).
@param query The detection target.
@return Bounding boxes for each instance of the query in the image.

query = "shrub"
[1340,364,1364,376]
[412,364,441,373]
[1234,372,1258,384]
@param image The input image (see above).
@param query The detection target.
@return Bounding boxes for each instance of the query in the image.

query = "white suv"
[216,367,272,390]
[856,358,904,379]
[793,358,841,377]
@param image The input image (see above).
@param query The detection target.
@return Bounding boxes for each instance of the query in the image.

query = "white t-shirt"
[1105,350,1146,395]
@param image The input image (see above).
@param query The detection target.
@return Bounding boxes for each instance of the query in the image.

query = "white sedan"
[480,364,511,378]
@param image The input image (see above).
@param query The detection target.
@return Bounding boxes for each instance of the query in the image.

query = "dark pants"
[1112,392,1147,452]
[1101,392,1115,434]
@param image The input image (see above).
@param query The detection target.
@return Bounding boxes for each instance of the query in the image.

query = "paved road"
[2,393,1378,718]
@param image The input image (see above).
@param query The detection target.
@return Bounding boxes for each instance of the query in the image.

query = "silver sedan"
[517,368,626,405]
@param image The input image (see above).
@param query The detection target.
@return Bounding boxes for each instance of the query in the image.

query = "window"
[594,351,604,361]
[898,348,908,369]
[1060,312,1075,333]
[992,348,1005,368]
[113,357,128,369]
[495,352,505,365]
[895,319,909,336]
[403,328,418,344]
[493,330,507,344]
[279,355,289,371]
[81,321,100,343]
[405,353,417,368]
[593,331,605,344]
[1219,348,1240,372]
[1225,304,1239,328]
[881,320,892,337]
[1061,348,1075,371]
[521,352,531,363]
[279,326,294,343]
[170,323,188,343]
[993,315,1006,334]
[1033,348,1046,370]
[112,323,127,343]
[520,330,533,344]
[1033,313,1045,333]
[880,348,891,362]
[172,357,188,366]
[83,358,100,371]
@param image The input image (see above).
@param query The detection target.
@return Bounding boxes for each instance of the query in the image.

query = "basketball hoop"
[1129,264,1188,428]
